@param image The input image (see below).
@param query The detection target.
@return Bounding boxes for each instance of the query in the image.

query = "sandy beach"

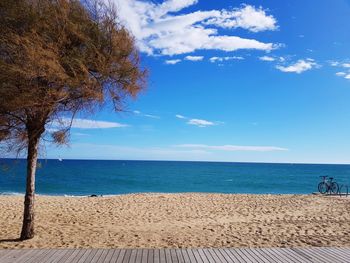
[0,193,349,249]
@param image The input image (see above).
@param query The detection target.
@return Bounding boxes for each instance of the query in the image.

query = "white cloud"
[342,63,350,68]
[330,61,340,67]
[276,59,318,74]
[259,55,275,61]
[165,59,181,65]
[185,55,204,61]
[176,144,288,152]
[203,5,278,32]
[134,110,160,119]
[113,0,279,56]
[209,56,244,63]
[176,114,219,127]
[53,118,128,129]
[187,119,215,127]
[345,74,350,80]
[336,72,346,77]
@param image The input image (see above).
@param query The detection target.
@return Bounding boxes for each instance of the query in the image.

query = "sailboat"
[58,157,63,162]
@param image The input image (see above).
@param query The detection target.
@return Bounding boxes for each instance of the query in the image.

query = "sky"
[46,0,350,163]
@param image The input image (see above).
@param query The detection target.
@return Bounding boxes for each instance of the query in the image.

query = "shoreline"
[1,193,349,249]
[0,192,322,197]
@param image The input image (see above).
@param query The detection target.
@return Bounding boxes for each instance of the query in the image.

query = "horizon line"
[1,157,350,166]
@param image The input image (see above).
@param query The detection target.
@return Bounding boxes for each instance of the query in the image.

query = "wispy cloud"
[165,59,181,65]
[185,55,204,61]
[114,0,280,56]
[175,114,219,127]
[134,110,160,119]
[259,55,275,61]
[175,114,186,119]
[187,119,215,127]
[176,144,288,152]
[329,61,340,67]
[335,72,346,77]
[276,59,318,74]
[209,56,244,63]
[53,118,128,129]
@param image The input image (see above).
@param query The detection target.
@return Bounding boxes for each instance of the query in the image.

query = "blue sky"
[47,0,350,163]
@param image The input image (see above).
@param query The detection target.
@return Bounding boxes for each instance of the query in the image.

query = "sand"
[0,193,349,249]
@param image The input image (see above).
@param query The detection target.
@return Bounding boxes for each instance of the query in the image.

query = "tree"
[0,0,146,240]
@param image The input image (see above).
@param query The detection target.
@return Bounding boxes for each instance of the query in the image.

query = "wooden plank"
[47,249,72,263]
[57,249,82,263]
[164,249,173,263]
[135,249,143,263]
[1,248,350,263]
[251,248,280,263]
[314,247,348,263]
[233,248,252,263]
[175,249,185,263]
[88,249,104,263]
[148,249,154,263]
[223,248,245,263]
[102,249,118,263]
[0,250,11,259]
[210,249,230,263]
[290,248,314,262]
[185,249,197,263]
[80,249,98,263]
[202,249,218,263]
[121,249,132,263]
[191,249,204,263]
[280,248,311,263]
[237,248,258,263]
[12,249,42,263]
[246,248,272,263]
[170,249,179,263]
[153,249,160,263]
[159,248,166,263]
[33,249,61,263]
[330,247,350,259]
[179,249,191,263]
[275,248,312,263]
[115,249,126,263]
[218,249,239,263]
[129,249,138,263]
[198,249,211,263]
[53,249,76,263]
[0,249,28,263]
[294,248,329,263]
[267,248,295,263]
[17,249,46,263]
[96,249,109,263]
[305,248,347,263]
[141,249,148,263]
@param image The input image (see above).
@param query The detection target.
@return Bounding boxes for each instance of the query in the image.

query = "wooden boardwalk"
[0,247,349,263]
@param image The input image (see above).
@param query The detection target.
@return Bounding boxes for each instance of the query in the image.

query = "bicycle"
[318,176,339,194]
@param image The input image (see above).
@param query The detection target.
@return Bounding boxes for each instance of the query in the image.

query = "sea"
[1,159,350,196]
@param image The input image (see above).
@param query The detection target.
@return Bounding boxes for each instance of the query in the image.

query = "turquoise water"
[1,159,350,196]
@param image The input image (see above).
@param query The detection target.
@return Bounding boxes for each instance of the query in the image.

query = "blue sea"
[1,159,350,196]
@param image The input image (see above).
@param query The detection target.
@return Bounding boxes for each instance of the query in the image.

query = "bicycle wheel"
[330,182,339,194]
[318,182,328,194]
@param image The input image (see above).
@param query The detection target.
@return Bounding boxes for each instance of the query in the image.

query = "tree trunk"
[20,131,40,240]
